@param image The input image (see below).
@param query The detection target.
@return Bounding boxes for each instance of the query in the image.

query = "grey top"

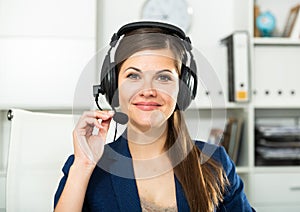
[140,196,178,212]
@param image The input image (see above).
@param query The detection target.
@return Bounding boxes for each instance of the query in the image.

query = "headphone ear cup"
[177,64,196,110]
[108,64,119,107]
[100,58,119,107]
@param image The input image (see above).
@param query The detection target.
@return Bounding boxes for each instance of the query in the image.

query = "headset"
[93,21,198,125]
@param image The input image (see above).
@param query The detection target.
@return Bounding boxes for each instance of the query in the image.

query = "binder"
[221,32,250,102]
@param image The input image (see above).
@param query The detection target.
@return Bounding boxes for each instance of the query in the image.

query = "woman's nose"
[139,80,157,97]
[140,88,157,97]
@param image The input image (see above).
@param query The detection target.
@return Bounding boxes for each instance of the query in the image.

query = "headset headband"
[110,21,192,49]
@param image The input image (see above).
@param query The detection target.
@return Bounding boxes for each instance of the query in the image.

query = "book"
[221,32,250,102]
[209,117,244,163]
[290,6,300,38]
[229,117,244,163]
[254,4,261,37]
[282,4,300,37]
[221,118,236,151]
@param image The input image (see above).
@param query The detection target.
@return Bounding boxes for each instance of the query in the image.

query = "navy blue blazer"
[54,135,254,211]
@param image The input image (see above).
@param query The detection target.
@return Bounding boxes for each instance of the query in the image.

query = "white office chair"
[6,109,74,212]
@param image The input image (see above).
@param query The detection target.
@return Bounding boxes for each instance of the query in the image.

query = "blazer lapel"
[175,175,190,211]
[106,135,142,212]
[110,174,141,211]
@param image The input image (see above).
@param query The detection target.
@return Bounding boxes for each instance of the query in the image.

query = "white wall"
[0,0,96,110]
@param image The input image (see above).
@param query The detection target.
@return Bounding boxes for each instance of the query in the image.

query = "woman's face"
[118,49,179,131]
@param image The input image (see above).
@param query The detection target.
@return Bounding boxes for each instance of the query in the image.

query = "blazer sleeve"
[53,155,75,209]
[216,146,255,212]
[53,155,90,211]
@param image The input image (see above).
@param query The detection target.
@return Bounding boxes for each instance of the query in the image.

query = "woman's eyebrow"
[124,67,175,74]
[124,67,142,73]
[156,69,174,74]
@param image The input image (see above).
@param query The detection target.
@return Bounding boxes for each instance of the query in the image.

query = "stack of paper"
[255,125,300,165]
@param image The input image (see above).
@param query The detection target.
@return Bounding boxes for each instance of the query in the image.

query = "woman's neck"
[127,122,168,160]
[127,122,174,179]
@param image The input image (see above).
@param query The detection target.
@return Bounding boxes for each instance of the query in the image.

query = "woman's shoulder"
[194,140,226,159]
[194,140,234,174]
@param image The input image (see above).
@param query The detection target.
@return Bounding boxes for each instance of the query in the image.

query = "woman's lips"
[133,102,161,111]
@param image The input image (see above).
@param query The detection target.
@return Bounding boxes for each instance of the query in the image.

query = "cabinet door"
[252,46,300,106]
[251,173,300,204]
[254,205,300,212]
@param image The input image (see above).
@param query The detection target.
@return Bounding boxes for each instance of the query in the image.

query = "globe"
[256,11,276,37]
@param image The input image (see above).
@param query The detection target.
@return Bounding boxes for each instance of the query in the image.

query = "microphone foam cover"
[113,112,128,125]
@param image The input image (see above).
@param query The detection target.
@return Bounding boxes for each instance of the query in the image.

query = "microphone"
[113,112,128,125]
[93,84,128,125]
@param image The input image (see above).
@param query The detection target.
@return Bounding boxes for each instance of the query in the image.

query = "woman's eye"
[127,73,140,80]
[157,74,172,82]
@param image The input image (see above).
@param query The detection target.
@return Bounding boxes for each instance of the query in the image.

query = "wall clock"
[141,0,193,32]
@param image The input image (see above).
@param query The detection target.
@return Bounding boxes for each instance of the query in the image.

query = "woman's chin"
[128,117,168,144]
[130,120,162,131]
[130,110,167,130]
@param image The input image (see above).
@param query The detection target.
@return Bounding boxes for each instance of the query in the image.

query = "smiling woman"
[53,21,255,212]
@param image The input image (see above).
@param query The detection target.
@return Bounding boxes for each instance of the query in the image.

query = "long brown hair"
[166,111,229,211]
[115,26,229,211]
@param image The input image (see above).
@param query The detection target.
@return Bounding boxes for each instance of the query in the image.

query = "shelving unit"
[229,0,300,210]
[187,0,300,210]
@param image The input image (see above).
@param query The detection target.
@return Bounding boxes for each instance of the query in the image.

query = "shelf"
[236,166,251,174]
[253,104,300,109]
[253,38,300,46]
[225,102,249,109]
[254,166,300,173]
[188,103,248,110]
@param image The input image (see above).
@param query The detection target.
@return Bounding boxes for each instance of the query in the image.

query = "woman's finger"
[76,117,102,129]
[97,118,112,139]
[76,111,114,129]
[81,110,114,119]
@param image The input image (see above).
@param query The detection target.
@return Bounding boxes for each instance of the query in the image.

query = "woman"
[54,21,254,212]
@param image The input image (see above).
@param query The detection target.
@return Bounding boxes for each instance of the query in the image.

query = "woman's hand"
[72,110,114,169]
[55,110,114,212]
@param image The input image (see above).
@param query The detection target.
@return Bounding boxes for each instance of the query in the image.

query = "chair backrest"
[6,109,74,212]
